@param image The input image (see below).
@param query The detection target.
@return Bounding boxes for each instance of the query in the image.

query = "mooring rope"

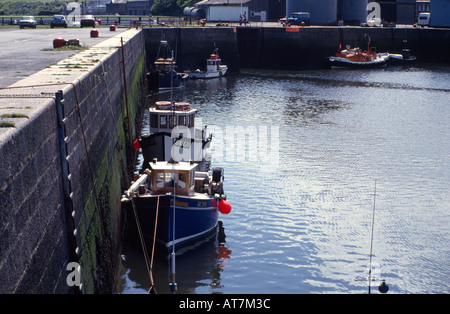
[147,195,160,294]
[130,196,152,291]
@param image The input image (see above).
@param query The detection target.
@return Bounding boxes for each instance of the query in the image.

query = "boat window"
[169,115,176,129]
[160,115,167,128]
[150,114,158,128]
[177,173,187,189]
[155,172,176,188]
[189,114,194,128]
[178,115,186,126]
[155,172,165,188]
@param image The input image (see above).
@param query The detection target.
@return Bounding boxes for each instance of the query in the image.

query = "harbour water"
[117,64,450,294]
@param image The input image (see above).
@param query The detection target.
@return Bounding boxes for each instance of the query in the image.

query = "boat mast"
[169,49,177,294]
[368,179,376,294]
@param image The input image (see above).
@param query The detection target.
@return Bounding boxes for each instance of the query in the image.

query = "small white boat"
[188,49,228,79]
[388,49,416,65]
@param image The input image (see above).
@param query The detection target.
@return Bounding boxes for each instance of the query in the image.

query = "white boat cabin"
[148,160,197,196]
[150,101,196,134]
[207,54,222,72]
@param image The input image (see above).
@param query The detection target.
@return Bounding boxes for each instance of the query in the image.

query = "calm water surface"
[117,64,450,294]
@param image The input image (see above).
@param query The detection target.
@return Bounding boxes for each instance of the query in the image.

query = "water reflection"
[119,65,450,294]
[118,221,230,294]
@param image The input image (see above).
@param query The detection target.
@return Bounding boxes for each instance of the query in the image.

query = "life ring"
[175,102,190,111]
[155,101,171,110]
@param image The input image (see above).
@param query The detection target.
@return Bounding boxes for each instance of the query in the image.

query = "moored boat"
[121,159,231,252]
[329,46,389,68]
[329,36,389,69]
[146,40,188,90]
[187,48,228,79]
[388,49,416,65]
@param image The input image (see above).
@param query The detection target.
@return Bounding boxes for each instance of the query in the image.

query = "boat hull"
[189,68,227,79]
[329,57,388,69]
[387,54,417,65]
[124,194,219,253]
[146,71,187,90]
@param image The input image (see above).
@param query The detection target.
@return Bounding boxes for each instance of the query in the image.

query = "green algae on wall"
[76,50,147,294]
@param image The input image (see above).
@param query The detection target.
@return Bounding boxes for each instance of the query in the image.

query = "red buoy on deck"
[110,25,116,31]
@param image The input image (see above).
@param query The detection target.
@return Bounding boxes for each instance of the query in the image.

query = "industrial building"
[194,0,286,22]
[286,0,369,25]
[189,0,449,27]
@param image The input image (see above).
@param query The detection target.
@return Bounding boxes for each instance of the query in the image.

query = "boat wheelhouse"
[134,101,212,171]
[146,40,187,90]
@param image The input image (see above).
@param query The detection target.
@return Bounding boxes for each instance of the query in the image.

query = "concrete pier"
[0,29,145,293]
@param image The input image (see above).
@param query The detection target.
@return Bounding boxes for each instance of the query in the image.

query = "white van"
[417,12,430,27]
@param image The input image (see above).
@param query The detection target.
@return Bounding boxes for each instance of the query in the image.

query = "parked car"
[80,15,96,28]
[19,16,37,29]
[50,15,68,28]
[287,12,311,26]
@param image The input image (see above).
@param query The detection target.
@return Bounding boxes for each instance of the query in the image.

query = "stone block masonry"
[0,29,146,293]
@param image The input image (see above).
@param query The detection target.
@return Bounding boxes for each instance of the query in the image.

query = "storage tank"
[286,0,337,25]
[430,0,450,28]
[339,0,368,25]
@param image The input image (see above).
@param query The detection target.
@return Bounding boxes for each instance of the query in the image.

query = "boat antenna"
[169,178,177,293]
[170,49,174,109]
[368,179,377,294]
[169,49,177,294]
[367,179,389,294]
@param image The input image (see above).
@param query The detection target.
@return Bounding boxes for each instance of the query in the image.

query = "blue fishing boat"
[122,159,231,252]
[146,40,187,90]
